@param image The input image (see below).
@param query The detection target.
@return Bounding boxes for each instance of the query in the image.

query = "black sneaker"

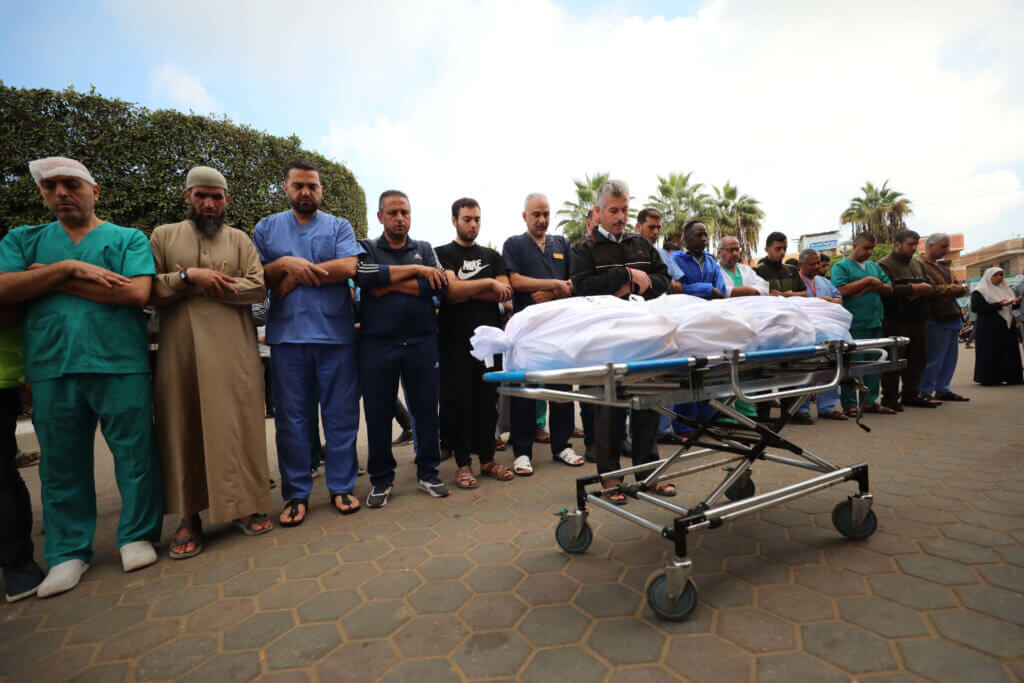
[392,429,413,446]
[619,439,632,459]
[4,560,44,603]
[418,477,451,498]
[366,485,392,508]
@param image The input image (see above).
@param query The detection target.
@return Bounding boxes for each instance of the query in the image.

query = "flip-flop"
[330,493,360,515]
[820,411,849,421]
[513,455,534,476]
[168,523,203,560]
[603,479,627,505]
[280,498,308,527]
[232,513,273,536]
[651,483,677,498]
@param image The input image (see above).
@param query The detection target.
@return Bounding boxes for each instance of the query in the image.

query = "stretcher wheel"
[724,477,755,501]
[555,519,593,554]
[647,574,698,622]
[831,500,878,540]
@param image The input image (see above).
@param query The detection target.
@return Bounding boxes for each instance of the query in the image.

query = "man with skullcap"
[150,166,272,559]
[0,156,163,597]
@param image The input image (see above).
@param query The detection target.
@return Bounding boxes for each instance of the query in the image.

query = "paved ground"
[1,346,1023,682]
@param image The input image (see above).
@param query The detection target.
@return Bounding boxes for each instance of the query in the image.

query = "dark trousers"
[881,319,927,403]
[581,401,626,447]
[360,338,441,488]
[395,397,412,431]
[262,357,274,414]
[595,406,660,478]
[511,389,572,461]
[440,348,497,468]
[0,387,33,569]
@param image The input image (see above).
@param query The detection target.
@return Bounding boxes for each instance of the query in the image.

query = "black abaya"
[971,291,1023,385]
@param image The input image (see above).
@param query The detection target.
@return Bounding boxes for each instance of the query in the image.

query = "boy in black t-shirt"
[436,198,514,490]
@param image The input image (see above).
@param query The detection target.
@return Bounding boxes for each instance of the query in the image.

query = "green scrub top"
[0,326,24,389]
[723,267,743,289]
[829,257,891,331]
[0,221,155,382]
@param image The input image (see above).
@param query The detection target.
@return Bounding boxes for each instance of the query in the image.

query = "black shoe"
[418,477,451,498]
[584,445,596,463]
[790,414,815,425]
[392,429,413,446]
[881,400,904,412]
[4,560,44,603]
[902,395,939,408]
[366,485,392,508]
[439,447,454,461]
[619,439,632,459]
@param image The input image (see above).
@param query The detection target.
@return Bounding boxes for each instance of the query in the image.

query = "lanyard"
[799,272,817,297]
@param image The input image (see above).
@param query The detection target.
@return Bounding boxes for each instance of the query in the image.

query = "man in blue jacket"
[356,190,450,508]
[670,220,727,299]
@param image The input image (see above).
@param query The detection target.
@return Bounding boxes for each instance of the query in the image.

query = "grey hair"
[596,179,629,209]
[925,232,949,247]
[524,192,548,209]
[798,248,819,262]
[717,235,740,250]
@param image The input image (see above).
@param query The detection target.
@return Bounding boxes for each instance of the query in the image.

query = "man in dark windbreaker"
[355,190,450,508]
[571,179,675,504]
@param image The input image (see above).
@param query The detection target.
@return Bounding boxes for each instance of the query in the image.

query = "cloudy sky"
[2,0,1022,254]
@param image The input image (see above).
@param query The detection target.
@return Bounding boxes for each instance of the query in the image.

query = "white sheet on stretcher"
[644,294,759,354]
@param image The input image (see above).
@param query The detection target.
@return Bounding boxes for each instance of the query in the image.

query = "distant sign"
[800,231,840,252]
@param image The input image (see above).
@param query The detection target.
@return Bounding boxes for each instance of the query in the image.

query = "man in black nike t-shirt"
[436,198,515,491]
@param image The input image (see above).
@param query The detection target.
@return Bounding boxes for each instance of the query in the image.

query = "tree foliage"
[0,82,367,237]
[840,180,912,244]
[646,172,713,243]
[557,171,609,245]
[708,181,763,261]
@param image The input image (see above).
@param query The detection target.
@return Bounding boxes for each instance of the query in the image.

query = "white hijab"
[975,267,1015,328]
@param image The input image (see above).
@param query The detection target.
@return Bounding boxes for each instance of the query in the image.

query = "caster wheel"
[555,518,593,554]
[832,500,877,540]
[724,477,755,501]
[647,573,698,622]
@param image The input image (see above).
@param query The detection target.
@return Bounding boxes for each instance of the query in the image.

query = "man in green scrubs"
[829,232,896,414]
[0,157,163,598]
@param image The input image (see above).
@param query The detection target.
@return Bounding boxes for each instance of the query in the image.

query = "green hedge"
[0,82,367,237]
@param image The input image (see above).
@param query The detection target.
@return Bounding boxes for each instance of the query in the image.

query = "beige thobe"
[150,220,270,523]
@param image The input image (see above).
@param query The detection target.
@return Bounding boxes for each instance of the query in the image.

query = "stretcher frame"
[485,336,908,620]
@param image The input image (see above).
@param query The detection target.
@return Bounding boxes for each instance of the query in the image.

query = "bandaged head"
[28,157,97,187]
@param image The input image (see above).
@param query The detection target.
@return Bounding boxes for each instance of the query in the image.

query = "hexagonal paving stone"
[937,523,1014,547]
[463,564,524,592]
[452,631,531,679]
[517,604,589,646]
[758,584,834,622]
[180,652,262,683]
[96,619,180,662]
[297,589,361,623]
[67,605,147,644]
[516,572,579,605]
[151,585,219,618]
[801,621,896,673]
[253,545,306,568]
[955,583,1024,626]
[185,597,254,633]
[459,593,528,629]
[120,574,189,604]
[0,629,69,677]
[587,618,666,664]
[376,547,430,570]
[726,555,790,585]
[574,583,640,618]
[665,634,752,683]
[930,609,1024,658]
[340,540,391,562]
[223,611,295,651]
[285,553,338,579]
[756,653,849,683]
[513,548,570,573]
[867,573,957,610]
[918,537,996,564]
[407,580,472,613]
[380,658,460,683]
[223,568,281,597]
[417,554,473,580]
[838,596,928,637]
[259,579,321,610]
[898,639,1011,683]
[794,565,867,596]
[895,556,977,585]
[521,646,608,682]
[265,624,341,670]
[978,564,1024,592]
[192,558,250,585]
[306,533,357,554]
[565,555,624,584]
[342,600,410,638]
[716,608,796,653]
[823,545,894,575]
[320,561,378,589]
[759,539,823,566]
[362,570,422,599]
[696,574,755,609]
[607,666,680,683]
[393,615,468,657]
[44,594,120,628]
[67,663,131,683]
[316,640,396,682]
[135,635,217,680]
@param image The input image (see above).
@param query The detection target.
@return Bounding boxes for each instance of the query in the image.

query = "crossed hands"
[531,279,572,303]
[31,260,129,288]
[175,264,239,297]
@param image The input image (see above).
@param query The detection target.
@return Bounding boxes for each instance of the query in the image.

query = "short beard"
[290,198,320,216]
[188,205,226,237]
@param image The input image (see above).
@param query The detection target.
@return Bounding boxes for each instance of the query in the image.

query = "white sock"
[37,559,89,598]
[120,541,158,572]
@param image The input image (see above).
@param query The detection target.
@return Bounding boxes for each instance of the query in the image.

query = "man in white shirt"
[717,236,768,297]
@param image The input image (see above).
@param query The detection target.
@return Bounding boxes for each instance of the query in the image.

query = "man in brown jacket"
[916,233,969,401]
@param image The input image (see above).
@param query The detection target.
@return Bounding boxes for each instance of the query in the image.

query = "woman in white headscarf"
[971,267,1023,385]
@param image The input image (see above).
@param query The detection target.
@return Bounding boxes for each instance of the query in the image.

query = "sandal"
[279,498,308,527]
[603,478,627,505]
[535,429,551,443]
[495,436,507,452]
[169,521,203,560]
[862,404,897,415]
[232,513,274,536]
[933,391,969,402]
[455,465,479,489]
[513,455,534,476]
[553,447,584,467]
[572,427,584,438]
[331,493,360,515]
[15,451,40,468]
[480,461,514,481]
[820,411,849,421]
[651,482,677,498]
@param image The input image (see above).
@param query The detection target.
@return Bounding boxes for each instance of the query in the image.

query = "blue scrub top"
[669,250,727,299]
[502,232,572,313]
[799,273,843,300]
[253,210,363,345]
[655,246,684,282]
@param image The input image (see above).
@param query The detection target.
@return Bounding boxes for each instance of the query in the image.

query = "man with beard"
[670,221,728,299]
[253,159,363,525]
[149,167,272,559]
[718,235,768,297]
[635,208,683,294]
[435,198,515,490]
[0,157,163,597]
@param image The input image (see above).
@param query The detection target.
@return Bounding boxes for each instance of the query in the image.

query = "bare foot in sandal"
[480,461,514,481]
[603,478,627,505]
[170,515,202,559]
[455,465,478,489]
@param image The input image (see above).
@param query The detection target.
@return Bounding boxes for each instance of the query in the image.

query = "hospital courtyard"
[1,351,1022,682]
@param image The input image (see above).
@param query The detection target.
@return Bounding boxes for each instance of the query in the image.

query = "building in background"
[958,237,1023,280]
[799,230,841,255]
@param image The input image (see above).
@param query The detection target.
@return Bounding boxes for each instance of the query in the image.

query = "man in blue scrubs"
[253,159,363,525]
[670,220,727,300]
[356,190,450,508]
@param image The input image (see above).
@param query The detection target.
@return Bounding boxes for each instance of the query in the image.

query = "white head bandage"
[28,157,97,187]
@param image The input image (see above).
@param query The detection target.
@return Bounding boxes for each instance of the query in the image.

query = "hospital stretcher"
[485,336,907,621]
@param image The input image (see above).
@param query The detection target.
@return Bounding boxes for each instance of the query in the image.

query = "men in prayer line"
[0,157,163,597]
[635,208,684,293]
[253,159,363,524]
[830,232,896,416]
[818,253,833,278]
[717,235,769,297]
[150,166,272,559]
[755,232,807,297]
[436,198,515,490]
[793,249,847,425]
[571,180,674,503]
[502,193,583,475]
[916,233,970,402]
[669,220,727,299]
[877,230,941,411]
[356,190,450,508]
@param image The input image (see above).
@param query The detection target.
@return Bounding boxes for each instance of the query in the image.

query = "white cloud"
[149,63,222,115]
[114,0,1024,252]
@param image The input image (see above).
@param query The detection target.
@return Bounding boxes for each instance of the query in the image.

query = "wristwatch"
[180,269,190,283]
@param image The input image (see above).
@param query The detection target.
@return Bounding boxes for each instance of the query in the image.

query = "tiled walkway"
[1,348,1022,682]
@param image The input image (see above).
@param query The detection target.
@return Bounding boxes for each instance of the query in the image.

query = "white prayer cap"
[28,157,97,187]
[186,166,228,190]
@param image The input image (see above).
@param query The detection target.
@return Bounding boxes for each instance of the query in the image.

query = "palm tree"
[709,181,764,261]
[557,172,609,245]
[840,180,913,243]
[646,172,713,243]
